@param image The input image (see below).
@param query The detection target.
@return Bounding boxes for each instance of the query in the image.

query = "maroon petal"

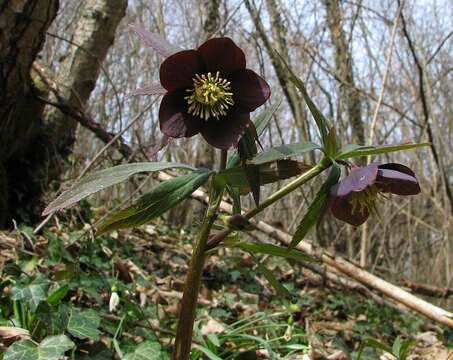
[378,163,416,177]
[198,38,246,75]
[330,196,369,226]
[160,50,205,91]
[159,91,204,138]
[376,168,420,195]
[330,164,379,197]
[229,69,271,112]
[200,111,251,150]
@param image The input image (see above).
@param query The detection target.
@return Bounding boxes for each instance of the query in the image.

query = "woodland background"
[0,0,452,356]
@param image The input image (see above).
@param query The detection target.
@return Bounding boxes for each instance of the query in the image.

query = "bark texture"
[323,0,364,145]
[0,0,59,226]
[46,0,128,154]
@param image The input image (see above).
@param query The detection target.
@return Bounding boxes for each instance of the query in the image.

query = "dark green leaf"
[357,338,393,360]
[336,142,430,160]
[67,308,101,340]
[44,162,195,215]
[397,338,415,360]
[231,242,317,262]
[324,126,338,158]
[4,335,74,360]
[123,340,166,360]
[11,278,51,312]
[253,255,291,298]
[254,99,282,136]
[251,142,321,165]
[289,163,340,249]
[238,125,260,205]
[215,160,312,189]
[97,170,211,234]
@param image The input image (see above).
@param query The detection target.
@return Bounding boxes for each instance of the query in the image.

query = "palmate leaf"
[67,309,101,340]
[289,163,341,249]
[4,335,74,360]
[251,141,321,165]
[215,160,312,189]
[43,162,194,215]
[97,169,211,234]
[336,142,430,160]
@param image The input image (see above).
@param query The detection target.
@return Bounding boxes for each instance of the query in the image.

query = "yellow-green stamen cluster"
[185,71,234,120]
[349,185,381,216]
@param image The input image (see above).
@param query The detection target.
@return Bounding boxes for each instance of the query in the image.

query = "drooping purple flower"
[329,163,421,226]
[157,38,271,149]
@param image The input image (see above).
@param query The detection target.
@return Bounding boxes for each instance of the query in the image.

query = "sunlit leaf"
[289,163,341,249]
[46,285,69,306]
[97,170,211,234]
[336,142,430,160]
[123,340,165,360]
[43,162,194,215]
[251,142,321,165]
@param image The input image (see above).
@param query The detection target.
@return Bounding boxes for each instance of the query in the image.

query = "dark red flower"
[158,38,271,149]
[329,163,421,226]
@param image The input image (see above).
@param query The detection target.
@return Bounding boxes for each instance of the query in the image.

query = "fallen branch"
[402,279,453,298]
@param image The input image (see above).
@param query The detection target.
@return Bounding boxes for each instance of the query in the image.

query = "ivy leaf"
[123,341,166,360]
[11,278,50,312]
[97,169,211,234]
[67,309,101,340]
[289,163,341,250]
[335,142,430,160]
[251,142,321,165]
[43,162,195,215]
[4,335,74,360]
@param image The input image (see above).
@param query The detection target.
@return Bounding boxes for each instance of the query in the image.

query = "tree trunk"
[0,0,59,226]
[0,0,127,227]
[323,0,364,145]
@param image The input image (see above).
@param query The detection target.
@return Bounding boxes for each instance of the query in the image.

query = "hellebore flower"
[329,163,421,226]
[158,37,271,149]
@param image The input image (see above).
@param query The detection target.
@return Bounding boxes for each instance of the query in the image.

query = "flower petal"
[378,163,416,177]
[330,196,369,226]
[200,111,251,149]
[159,91,204,138]
[198,38,246,75]
[330,164,378,197]
[377,168,420,195]
[160,50,205,91]
[230,69,271,112]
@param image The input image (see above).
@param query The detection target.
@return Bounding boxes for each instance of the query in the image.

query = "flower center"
[349,185,381,215]
[185,71,234,120]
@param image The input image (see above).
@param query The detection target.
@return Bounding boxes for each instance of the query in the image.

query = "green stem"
[206,158,332,249]
[172,151,227,360]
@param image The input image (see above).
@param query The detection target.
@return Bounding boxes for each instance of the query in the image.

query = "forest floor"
[0,209,452,359]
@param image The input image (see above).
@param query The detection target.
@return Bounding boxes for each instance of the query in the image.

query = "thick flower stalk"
[158,37,271,149]
[329,163,421,226]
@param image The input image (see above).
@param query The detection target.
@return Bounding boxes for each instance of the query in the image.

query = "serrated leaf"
[231,242,317,263]
[275,51,330,144]
[216,160,312,189]
[336,142,430,160]
[11,278,50,312]
[123,341,165,360]
[129,24,181,57]
[4,335,74,360]
[67,309,101,340]
[97,170,211,234]
[289,164,340,249]
[252,255,291,298]
[251,142,321,165]
[43,162,194,215]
